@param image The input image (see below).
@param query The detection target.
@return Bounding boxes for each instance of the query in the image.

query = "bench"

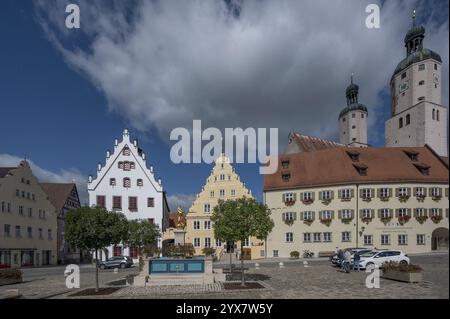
[318,251,335,258]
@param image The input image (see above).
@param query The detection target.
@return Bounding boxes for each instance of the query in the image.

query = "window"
[124,162,131,171]
[431,187,442,198]
[118,162,124,169]
[28,208,32,217]
[113,196,122,209]
[27,227,32,238]
[147,198,154,207]
[381,234,390,245]
[16,189,19,197]
[380,208,391,219]
[399,117,403,128]
[379,188,390,199]
[436,110,440,121]
[281,160,290,169]
[341,232,351,242]
[417,234,426,245]
[273,250,279,258]
[302,192,313,202]
[286,232,294,243]
[282,173,291,182]
[283,212,296,221]
[415,187,425,197]
[434,64,438,70]
[303,233,311,243]
[18,206,24,216]
[219,174,225,181]
[401,72,406,79]
[284,193,295,202]
[320,190,333,201]
[341,209,352,219]
[123,147,130,156]
[364,235,373,246]
[204,238,211,248]
[194,238,200,248]
[204,220,211,230]
[210,191,215,198]
[1,201,4,213]
[313,233,321,242]
[432,109,435,120]
[415,208,426,217]
[430,208,441,217]
[123,178,131,188]
[7,203,10,213]
[340,189,352,200]
[193,221,200,230]
[110,178,116,186]
[137,179,143,187]
[418,96,425,101]
[38,228,43,239]
[219,189,225,197]
[418,64,425,71]
[21,191,25,198]
[323,232,332,242]
[320,211,332,220]
[342,117,346,123]
[398,208,409,217]
[48,229,53,240]
[231,189,236,196]
[419,80,425,86]
[398,235,407,245]
[361,209,372,219]
[398,187,409,198]
[128,197,138,211]
[352,125,356,129]
[15,226,21,238]
[352,113,356,118]
[361,188,373,199]
[96,196,106,208]
[361,114,365,119]
[130,162,135,169]
[204,204,211,213]
[406,114,410,125]
[4,224,11,237]
[215,239,222,247]
[32,194,35,201]
[303,211,313,221]
[243,239,250,247]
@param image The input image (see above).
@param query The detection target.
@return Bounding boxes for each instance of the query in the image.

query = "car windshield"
[360,251,377,257]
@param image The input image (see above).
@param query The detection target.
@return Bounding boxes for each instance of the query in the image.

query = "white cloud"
[167,193,196,212]
[0,154,88,205]
[34,0,448,145]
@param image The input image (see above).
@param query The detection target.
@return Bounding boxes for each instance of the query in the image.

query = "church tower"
[385,11,447,156]
[339,75,368,148]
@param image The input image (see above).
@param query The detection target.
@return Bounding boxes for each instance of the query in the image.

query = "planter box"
[381,270,422,283]
[0,278,22,286]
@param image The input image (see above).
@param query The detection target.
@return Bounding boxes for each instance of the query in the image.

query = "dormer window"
[123,178,131,188]
[123,147,130,156]
[404,150,419,161]
[353,163,368,176]
[110,178,116,186]
[414,163,430,176]
[346,150,360,162]
[282,173,291,182]
[137,179,143,187]
[281,160,290,169]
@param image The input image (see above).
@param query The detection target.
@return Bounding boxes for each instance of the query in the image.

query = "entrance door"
[226,242,235,253]
[432,228,449,251]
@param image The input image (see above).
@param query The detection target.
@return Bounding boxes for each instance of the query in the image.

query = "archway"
[432,228,449,251]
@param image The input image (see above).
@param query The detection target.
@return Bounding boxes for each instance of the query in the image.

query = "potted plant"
[379,196,390,202]
[302,198,314,205]
[361,197,372,203]
[202,247,216,257]
[431,215,443,224]
[361,216,372,224]
[416,195,426,202]
[380,216,392,225]
[303,218,314,226]
[341,217,353,224]
[284,219,295,226]
[415,215,428,224]
[320,218,332,227]
[381,261,423,283]
[285,199,296,207]
[0,269,23,286]
[321,198,332,205]
[431,195,442,202]
[398,215,411,225]
[398,195,410,203]
[290,251,300,259]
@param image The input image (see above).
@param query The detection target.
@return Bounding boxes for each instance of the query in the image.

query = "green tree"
[65,207,128,292]
[211,197,274,286]
[124,219,160,258]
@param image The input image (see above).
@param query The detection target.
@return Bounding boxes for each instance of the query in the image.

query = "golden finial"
[176,206,185,229]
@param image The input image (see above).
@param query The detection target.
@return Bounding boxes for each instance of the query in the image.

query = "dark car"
[98,256,134,269]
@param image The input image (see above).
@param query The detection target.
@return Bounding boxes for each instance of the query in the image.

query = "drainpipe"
[356,184,359,248]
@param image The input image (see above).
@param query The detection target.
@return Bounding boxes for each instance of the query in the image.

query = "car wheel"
[366,262,375,270]
[399,260,408,266]
[120,263,126,269]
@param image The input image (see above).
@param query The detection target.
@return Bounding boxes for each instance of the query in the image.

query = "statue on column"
[177,206,185,230]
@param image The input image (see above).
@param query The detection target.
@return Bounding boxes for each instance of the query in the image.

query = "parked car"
[98,256,134,270]
[331,248,372,266]
[358,250,409,270]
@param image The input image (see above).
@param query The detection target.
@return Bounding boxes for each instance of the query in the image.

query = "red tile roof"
[288,133,344,153]
[40,183,78,211]
[265,145,449,191]
[0,167,15,178]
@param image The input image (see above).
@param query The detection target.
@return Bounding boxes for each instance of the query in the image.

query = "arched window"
[123,178,131,188]
[123,147,130,156]
[124,161,131,171]
[118,162,124,169]
[432,109,435,120]
[419,80,425,86]
[110,178,116,186]
[437,110,440,121]
[406,114,410,126]
[399,117,403,128]
[130,162,136,170]
[137,179,143,187]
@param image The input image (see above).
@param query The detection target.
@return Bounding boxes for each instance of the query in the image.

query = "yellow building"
[185,154,265,260]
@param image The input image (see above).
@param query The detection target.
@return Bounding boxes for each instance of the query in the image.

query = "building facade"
[385,12,448,157]
[40,183,85,264]
[185,154,265,260]
[0,161,58,268]
[339,75,368,148]
[87,129,170,261]
[264,146,449,258]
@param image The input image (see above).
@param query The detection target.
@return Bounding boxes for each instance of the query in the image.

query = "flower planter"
[0,278,23,286]
[361,217,372,224]
[381,270,422,283]
[285,200,295,207]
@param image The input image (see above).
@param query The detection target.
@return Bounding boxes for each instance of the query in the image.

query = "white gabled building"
[88,129,170,261]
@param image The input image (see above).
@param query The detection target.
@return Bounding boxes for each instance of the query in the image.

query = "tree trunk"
[229,247,233,273]
[240,242,245,286]
[95,250,99,293]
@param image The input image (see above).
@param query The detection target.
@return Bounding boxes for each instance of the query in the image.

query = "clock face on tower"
[399,81,409,93]
[433,73,440,85]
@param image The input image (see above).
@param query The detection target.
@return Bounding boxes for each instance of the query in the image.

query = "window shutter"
[300,192,304,201]
[388,188,392,197]
[312,211,316,220]
[331,211,335,219]
[351,209,355,218]
[407,188,411,197]
[428,187,433,196]
[331,191,335,199]
[413,187,418,196]
[359,189,363,198]
[446,188,449,197]
[293,193,297,201]
[311,192,315,200]
[370,209,375,218]
[377,209,381,219]
[395,209,399,218]
[294,212,298,220]
[299,212,304,220]
[395,188,400,197]
[377,188,381,198]
[337,210,341,219]
[319,192,323,200]
[338,190,342,199]
[350,189,354,198]
[282,193,286,202]
[407,208,412,216]
[371,188,375,198]
[439,208,443,215]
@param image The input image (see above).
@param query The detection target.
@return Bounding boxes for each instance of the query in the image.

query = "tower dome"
[339,75,367,119]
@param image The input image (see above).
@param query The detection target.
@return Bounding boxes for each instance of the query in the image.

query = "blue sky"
[0,0,448,208]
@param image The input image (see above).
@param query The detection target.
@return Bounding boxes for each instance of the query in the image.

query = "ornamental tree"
[65,207,128,292]
[124,219,160,258]
[211,197,274,286]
